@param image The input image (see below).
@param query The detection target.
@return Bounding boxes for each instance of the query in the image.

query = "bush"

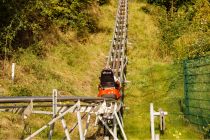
[147,0,210,59]
[0,0,100,58]
[174,32,210,59]
[97,0,110,5]
[9,85,32,96]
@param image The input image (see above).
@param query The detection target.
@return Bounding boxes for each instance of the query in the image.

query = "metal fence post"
[183,60,190,117]
[11,63,15,83]
[150,103,155,140]
[150,103,168,140]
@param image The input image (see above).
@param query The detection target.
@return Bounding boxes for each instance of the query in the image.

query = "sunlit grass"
[0,1,116,139]
[124,1,203,139]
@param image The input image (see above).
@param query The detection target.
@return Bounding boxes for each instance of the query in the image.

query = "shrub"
[97,0,110,5]
[9,85,32,96]
[147,0,210,59]
[0,0,100,58]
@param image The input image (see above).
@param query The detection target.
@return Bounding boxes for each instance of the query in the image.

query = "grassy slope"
[124,1,203,139]
[0,1,117,139]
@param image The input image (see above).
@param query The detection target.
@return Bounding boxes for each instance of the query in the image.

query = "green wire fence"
[183,55,210,137]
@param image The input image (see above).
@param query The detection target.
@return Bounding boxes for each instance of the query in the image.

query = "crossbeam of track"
[0,0,128,139]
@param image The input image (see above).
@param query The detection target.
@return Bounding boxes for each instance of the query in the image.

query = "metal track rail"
[0,96,113,103]
[107,0,128,84]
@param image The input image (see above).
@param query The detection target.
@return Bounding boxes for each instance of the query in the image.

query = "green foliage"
[174,32,210,59]
[147,0,194,12]
[145,0,210,59]
[9,85,32,96]
[203,124,210,138]
[97,0,110,5]
[0,0,100,58]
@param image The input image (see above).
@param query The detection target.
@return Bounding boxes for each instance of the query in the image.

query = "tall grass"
[0,1,117,139]
[124,1,203,139]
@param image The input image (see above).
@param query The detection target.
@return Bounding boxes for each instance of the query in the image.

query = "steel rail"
[0,96,114,103]
[106,0,120,67]
[0,104,98,109]
[105,0,128,106]
[107,0,128,83]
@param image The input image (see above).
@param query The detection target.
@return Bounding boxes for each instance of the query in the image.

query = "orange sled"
[98,88,121,100]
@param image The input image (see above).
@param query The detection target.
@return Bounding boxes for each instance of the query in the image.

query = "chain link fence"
[183,55,210,137]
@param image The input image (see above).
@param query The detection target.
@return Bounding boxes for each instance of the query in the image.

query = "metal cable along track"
[0,0,128,139]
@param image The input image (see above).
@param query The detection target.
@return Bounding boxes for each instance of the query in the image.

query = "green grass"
[124,1,203,139]
[0,1,117,139]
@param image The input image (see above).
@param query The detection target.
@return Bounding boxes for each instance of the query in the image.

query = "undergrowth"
[142,0,210,59]
[0,0,117,139]
[124,1,203,139]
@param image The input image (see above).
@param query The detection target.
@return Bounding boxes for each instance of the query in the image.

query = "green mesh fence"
[183,55,210,136]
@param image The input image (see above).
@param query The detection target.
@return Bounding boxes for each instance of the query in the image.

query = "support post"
[183,60,190,118]
[48,89,58,139]
[159,109,165,132]
[23,100,33,119]
[150,103,155,140]
[97,115,118,140]
[77,101,84,140]
[95,116,98,126]
[84,113,91,137]
[114,112,127,140]
[150,103,168,140]
[11,63,15,83]
[113,116,117,138]
[61,117,71,140]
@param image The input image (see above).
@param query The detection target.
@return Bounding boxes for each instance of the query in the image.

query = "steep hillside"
[124,1,204,139]
[0,1,117,139]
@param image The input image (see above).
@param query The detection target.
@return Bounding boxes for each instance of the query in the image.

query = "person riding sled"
[97,67,121,100]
